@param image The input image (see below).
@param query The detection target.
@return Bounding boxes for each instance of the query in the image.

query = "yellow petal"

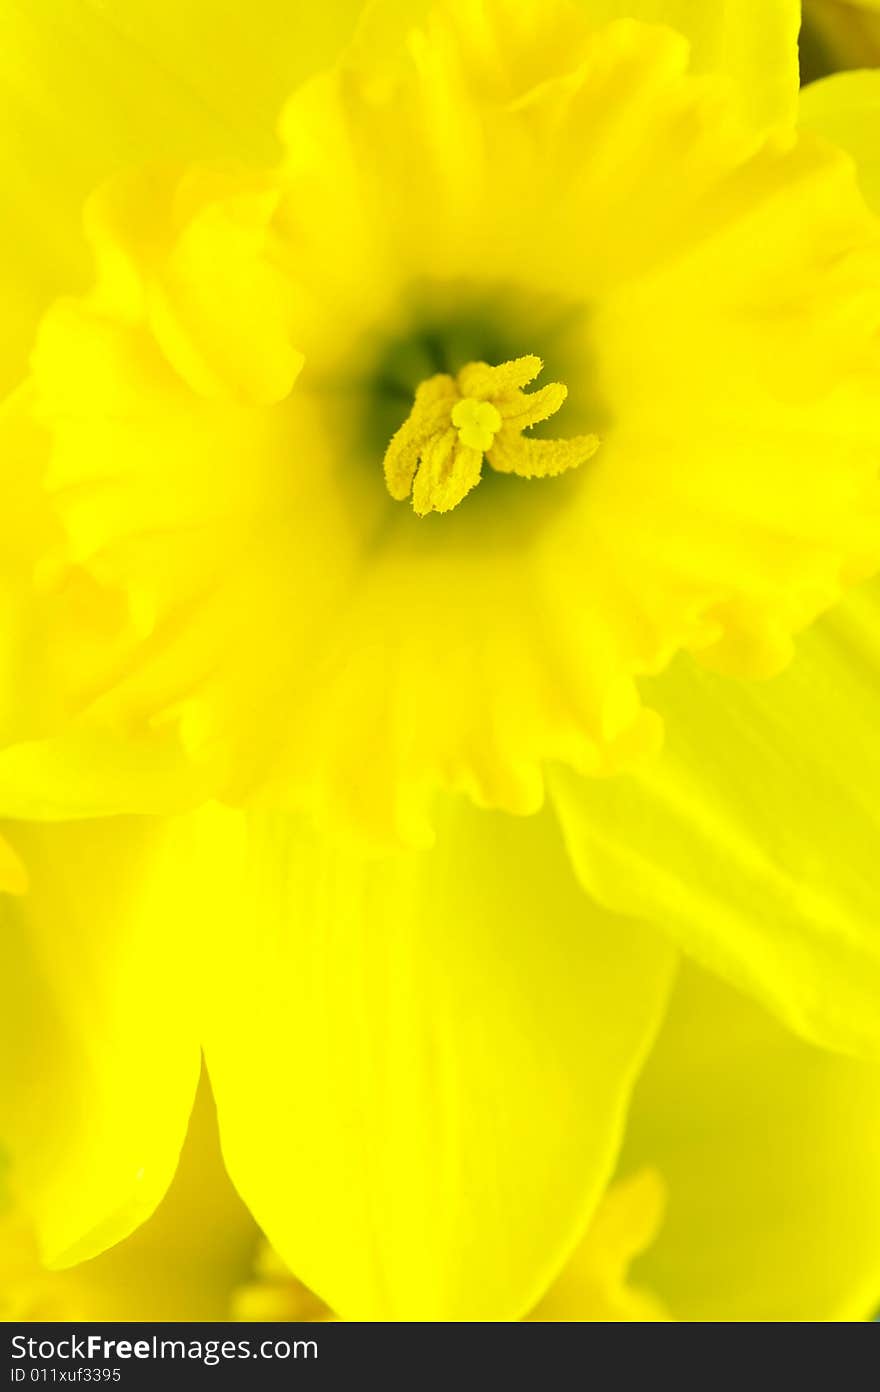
[86,166,304,404]
[2,1076,258,1321]
[0,0,366,392]
[0,732,210,820]
[551,577,880,1059]
[577,0,800,127]
[0,834,27,895]
[199,800,676,1320]
[0,817,201,1267]
[231,1168,671,1323]
[619,962,880,1320]
[351,1,800,129]
[0,390,63,751]
[0,389,214,817]
[800,68,880,212]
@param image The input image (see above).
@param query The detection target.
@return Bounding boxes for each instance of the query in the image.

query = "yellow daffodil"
[4,0,880,1322]
[8,960,880,1323]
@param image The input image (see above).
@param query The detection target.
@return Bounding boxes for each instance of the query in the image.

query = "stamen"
[382,355,600,517]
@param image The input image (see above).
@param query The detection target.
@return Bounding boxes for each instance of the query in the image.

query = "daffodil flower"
[4,0,880,1321]
[7,961,880,1323]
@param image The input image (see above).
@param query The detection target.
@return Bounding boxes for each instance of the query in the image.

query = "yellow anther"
[382,355,600,517]
[451,398,502,452]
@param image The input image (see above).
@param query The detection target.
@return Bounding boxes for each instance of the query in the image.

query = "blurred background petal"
[551,580,880,1060]
[618,961,880,1321]
[800,66,880,209]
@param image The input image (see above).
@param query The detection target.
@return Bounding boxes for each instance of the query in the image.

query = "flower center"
[382,355,600,516]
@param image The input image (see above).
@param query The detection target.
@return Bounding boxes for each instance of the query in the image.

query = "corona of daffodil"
[3,0,880,1322]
